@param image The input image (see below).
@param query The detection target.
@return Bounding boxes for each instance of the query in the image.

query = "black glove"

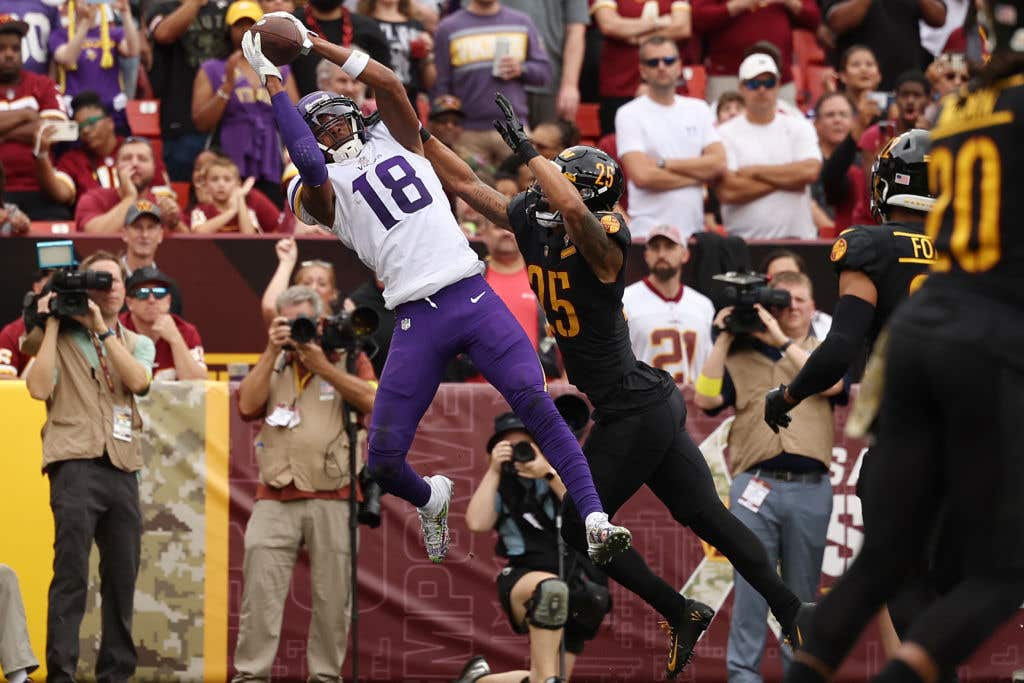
[764,384,797,433]
[492,92,538,163]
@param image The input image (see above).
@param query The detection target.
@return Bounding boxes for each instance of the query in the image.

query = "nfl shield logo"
[400,318,411,331]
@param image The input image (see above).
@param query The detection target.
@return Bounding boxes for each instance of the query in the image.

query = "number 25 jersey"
[288,122,483,309]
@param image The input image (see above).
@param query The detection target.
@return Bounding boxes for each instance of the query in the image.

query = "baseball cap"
[124,199,161,226]
[126,266,176,293]
[738,53,780,81]
[226,0,263,26]
[486,412,530,453]
[0,14,30,37]
[646,224,684,246]
[429,95,466,120]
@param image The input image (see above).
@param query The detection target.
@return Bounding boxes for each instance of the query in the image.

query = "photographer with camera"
[458,410,611,683]
[233,284,377,683]
[24,249,154,683]
[693,271,845,683]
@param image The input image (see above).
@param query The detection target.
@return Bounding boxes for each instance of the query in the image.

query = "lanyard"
[293,361,313,398]
[89,328,116,393]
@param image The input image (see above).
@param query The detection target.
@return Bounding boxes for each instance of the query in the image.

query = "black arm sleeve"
[821,134,858,207]
[787,295,876,401]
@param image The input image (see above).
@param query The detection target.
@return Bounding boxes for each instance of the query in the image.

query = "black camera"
[27,240,112,320]
[357,466,384,528]
[289,315,319,344]
[714,272,791,335]
[286,308,379,353]
[502,441,537,476]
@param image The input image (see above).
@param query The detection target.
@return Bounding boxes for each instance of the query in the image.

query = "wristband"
[515,140,540,164]
[778,339,793,353]
[419,126,431,143]
[341,50,370,79]
[97,328,115,342]
[695,373,723,398]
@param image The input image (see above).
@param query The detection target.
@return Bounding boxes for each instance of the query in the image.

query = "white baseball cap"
[738,53,780,81]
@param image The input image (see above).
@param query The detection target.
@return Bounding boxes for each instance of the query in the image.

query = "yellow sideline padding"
[203,381,231,680]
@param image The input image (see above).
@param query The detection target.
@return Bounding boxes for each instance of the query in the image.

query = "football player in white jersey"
[622,225,713,386]
[241,15,631,565]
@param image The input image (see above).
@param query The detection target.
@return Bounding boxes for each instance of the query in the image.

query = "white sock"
[585,511,608,528]
[418,476,448,515]
[8,668,29,683]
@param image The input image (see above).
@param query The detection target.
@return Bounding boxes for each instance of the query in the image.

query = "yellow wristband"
[695,373,723,398]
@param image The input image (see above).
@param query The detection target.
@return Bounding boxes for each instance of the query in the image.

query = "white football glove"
[242,31,282,86]
[260,11,315,54]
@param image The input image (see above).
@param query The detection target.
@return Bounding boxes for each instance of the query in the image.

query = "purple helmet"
[297,90,368,162]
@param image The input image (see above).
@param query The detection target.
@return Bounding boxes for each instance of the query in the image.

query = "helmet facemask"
[300,94,368,162]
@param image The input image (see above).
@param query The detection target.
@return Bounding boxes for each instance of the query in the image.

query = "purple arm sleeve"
[272,91,328,188]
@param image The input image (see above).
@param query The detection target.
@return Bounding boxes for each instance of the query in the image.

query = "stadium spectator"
[459,412,610,683]
[923,51,968,121]
[0,163,30,235]
[0,15,72,221]
[432,0,552,168]
[190,147,219,208]
[715,90,744,123]
[49,0,139,134]
[622,224,713,386]
[233,284,376,683]
[715,53,821,240]
[425,94,498,184]
[691,0,819,106]
[290,0,390,96]
[529,118,580,160]
[261,238,341,327]
[857,70,931,195]
[590,0,692,135]
[357,0,436,104]
[694,270,844,683]
[0,269,51,379]
[813,92,869,235]
[120,198,185,314]
[822,0,946,90]
[762,249,832,339]
[921,0,969,59]
[616,35,725,239]
[190,155,283,233]
[836,45,884,140]
[0,564,39,683]
[7,0,60,75]
[192,0,299,207]
[501,0,589,124]
[120,264,205,380]
[259,0,295,11]
[25,250,154,683]
[75,138,185,232]
[36,91,171,207]
[147,0,231,181]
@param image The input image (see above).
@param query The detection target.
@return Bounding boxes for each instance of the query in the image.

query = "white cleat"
[417,475,454,563]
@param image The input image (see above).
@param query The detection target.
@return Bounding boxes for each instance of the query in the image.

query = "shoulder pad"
[594,211,631,247]
[830,225,880,275]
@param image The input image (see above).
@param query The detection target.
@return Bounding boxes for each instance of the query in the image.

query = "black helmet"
[526,146,624,228]
[870,129,935,220]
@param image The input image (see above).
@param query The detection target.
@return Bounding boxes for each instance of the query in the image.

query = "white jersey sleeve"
[623,281,715,385]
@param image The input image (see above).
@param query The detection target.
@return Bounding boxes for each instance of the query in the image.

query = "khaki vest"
[41,325,144,472]
[254,352,365,492]
[725,336,835,476]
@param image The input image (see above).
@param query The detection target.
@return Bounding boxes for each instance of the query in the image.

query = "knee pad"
[525,578,569,630]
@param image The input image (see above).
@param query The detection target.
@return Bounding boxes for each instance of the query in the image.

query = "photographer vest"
[254,351,365,492]
[41,325,144,473]
[725,337,835,476]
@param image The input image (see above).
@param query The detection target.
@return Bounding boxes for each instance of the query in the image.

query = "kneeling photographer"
[457,410,611,683]
[25,248,154,683]
[234,285,378,683]
[693,271,846,682]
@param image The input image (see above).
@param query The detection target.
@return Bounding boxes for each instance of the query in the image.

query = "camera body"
[29,241,113,320]
[501,440,537,476]
[714,272,791,335]
[288,308,379,353]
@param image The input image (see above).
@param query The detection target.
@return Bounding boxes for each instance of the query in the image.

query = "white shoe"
[417,475,453,563]
[585,511,632,565]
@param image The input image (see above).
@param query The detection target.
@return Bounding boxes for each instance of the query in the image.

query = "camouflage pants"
[0,564,38,676]
[232,499,354,683]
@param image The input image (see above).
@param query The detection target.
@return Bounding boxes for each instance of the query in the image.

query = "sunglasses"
[300,259,335,271]
[130,286,169,300]
[642,55,679,68]
[77,114,107,131]
[943,71,968,82]
[742,76,778,90]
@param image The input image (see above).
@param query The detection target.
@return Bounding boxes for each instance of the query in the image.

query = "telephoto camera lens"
[511,441,536,463]
[289,315,318,344]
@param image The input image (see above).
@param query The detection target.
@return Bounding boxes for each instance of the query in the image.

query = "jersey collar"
[642,277,684,303]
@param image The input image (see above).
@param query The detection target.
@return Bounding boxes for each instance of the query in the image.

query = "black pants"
[561,390,800,626]
[46,458,142,683]
[6,191,72,221]
[796,289,1024,676]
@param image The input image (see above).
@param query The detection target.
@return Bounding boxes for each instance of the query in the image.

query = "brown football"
[248,16,304,66]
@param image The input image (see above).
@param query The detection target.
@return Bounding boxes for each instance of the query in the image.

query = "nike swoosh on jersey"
[470,291,486,303]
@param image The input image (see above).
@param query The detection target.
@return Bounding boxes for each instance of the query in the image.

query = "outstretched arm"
[420,133,511,229]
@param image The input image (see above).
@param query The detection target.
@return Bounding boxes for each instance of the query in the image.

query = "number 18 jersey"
[288,122,483,309]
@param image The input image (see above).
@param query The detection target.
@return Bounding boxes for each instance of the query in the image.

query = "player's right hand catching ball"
[241,31,282,86]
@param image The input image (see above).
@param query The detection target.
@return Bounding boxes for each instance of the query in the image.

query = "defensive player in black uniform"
[421,93,810,678]
[779,5,1024,682]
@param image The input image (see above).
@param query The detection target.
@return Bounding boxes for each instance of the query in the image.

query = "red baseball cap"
[0,14,29,37]
[646,224,684,246]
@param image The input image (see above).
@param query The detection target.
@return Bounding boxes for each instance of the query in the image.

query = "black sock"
[601,548,689,622]
[785,661,828,683]
[872,660,925,683]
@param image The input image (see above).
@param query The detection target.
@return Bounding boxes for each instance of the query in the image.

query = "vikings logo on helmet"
[526,146,625,229]
[870,129,935,220]
[297,91,369,163]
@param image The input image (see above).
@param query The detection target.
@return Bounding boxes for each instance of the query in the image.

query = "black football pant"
[46,457,142,683]
[790,315,1024,680]
[561,389,801,627]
